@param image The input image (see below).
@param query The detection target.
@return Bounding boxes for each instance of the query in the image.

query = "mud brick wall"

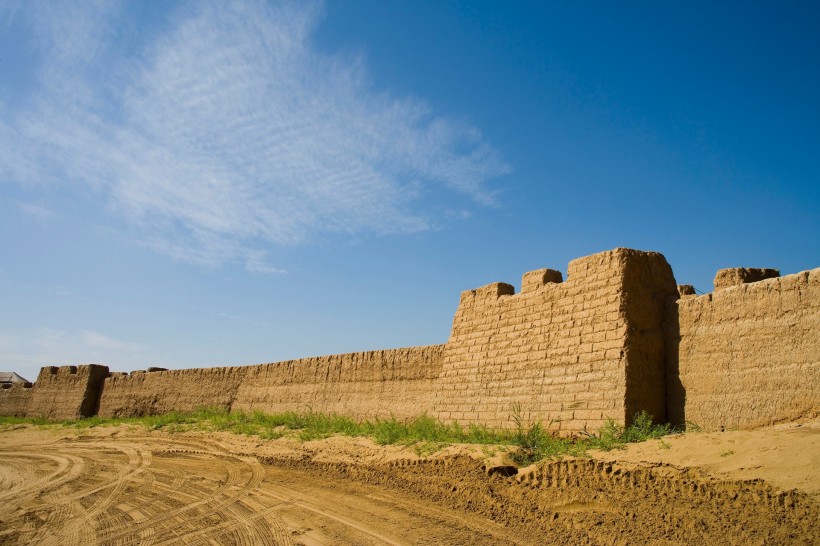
[431,249,678,433]
[232,346,444,420]
[98,366,249,417]
[25,365,109,420]
[0,382,34,417]
[98,346,444,420]
[672,268,820,430]
[5,247,817,432]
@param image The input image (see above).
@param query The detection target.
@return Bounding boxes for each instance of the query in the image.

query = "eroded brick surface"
[430,248,677,433]
[673,269,820,429]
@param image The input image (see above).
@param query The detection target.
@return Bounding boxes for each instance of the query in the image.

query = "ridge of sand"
[589,421,820,499]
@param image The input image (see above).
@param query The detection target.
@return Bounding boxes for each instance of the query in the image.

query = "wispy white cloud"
[16,201,54,223]
[80,330,147,352]
[244,250,288,275]
[52,286,73,297]
[216,311,267,327]
[0,0,509,271]
[444,209,474,220]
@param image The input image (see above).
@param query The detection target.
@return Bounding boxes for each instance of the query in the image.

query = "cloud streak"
[0,0,509,270]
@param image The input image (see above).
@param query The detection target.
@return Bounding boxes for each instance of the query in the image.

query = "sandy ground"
[590,422,820,499]
[0,423,817,545]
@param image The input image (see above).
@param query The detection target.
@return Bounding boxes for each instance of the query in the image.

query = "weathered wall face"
[0,382,33,417]
[25,365,109,420]
[98,366,249,417]
[4,248,817,434]
[672,268,820,429]
[233,346,445,420]
[98,346,445,420]
[431,249,677,433]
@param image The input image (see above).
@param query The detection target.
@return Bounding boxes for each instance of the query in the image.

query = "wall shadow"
[665,299,686,427]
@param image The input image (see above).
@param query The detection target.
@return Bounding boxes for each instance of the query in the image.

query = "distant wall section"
[98,366,249,418]
[25,365,109,420]
[98,346,445,420]
[0,382,33,417]
[672,268,820,429]
[233,346,444,420]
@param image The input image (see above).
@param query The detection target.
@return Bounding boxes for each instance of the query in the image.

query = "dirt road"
[0,426,817,545]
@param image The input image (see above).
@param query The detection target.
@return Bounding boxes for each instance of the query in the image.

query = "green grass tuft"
[0,407,679,465]
[508,408,680,465]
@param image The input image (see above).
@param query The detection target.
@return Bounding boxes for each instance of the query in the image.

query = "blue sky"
[1,1,818,381]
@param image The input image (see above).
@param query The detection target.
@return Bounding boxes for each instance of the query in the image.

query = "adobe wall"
[3,248,817,434]
[98,366,249,417]
[672,268,820,430]
[0,382,33,417]
[232,346,444,420]
[98,345,445,420]
[25,364,109,420]
[431,248,678,433]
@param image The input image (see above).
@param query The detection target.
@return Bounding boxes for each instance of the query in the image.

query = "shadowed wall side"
[620,250,680,425]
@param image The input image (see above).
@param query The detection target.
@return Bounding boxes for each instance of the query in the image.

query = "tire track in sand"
[90,445,287,545]
[40,444,154,546]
